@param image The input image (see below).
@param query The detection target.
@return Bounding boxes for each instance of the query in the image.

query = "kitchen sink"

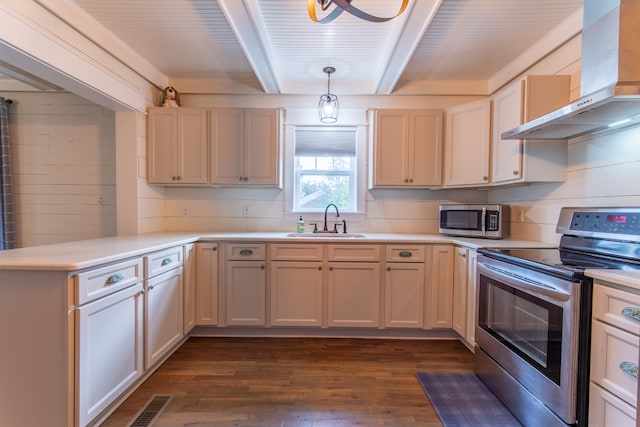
[285,233,366,238]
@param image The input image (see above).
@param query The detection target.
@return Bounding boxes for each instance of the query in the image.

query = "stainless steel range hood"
[502,0,640,140]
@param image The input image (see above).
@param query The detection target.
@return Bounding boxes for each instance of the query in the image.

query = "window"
[293,127,357,213]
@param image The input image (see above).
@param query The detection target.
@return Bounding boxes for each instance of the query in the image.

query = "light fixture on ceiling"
[308,0,409,24]
[319,67,338,123]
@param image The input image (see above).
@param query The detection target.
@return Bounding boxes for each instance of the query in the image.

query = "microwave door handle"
[481,207,486,235]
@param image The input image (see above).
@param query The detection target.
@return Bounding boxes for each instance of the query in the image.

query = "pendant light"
[319,66,338,123]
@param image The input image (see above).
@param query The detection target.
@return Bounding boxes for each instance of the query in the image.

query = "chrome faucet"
[322,203,340,233]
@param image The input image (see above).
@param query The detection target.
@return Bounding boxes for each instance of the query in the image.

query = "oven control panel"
[557,208,640,239]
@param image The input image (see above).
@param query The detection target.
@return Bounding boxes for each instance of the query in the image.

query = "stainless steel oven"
[476,254,584,426]
[476,207,640,427]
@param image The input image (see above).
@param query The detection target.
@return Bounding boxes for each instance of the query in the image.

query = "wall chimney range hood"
[502,0,640,140]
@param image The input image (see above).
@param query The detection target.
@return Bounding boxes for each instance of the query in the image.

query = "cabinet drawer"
[589,383,637,427]
[594,284,640,335]
[145,246,184,278]
[327,244,380,262]
[386,245,425,262]
[75,258,143,305]
[225,243,266,260]
[270,243,323,261]
[591,320,639,407]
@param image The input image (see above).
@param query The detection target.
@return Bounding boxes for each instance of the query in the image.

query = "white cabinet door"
[444,99,491,186]
[328,262,380,327]
[491,75,569,185]
[370,109,442,188]
[210,108,282,187]
[183,243,197,333]
[195,242,219,325]
[145,267,184,369]
[425,245,453,329]
[225,260,266,326]
[452,247,468,337]
[148,107,207,185]
[385,262,425,328]
[270,261,324,327]
[466,249,478,348]
[76,284,144,427]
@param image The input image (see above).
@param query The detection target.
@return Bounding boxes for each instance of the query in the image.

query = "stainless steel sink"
[285,233,366,238]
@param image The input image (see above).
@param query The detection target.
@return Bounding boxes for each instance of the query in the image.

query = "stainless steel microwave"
[439,204,509,239]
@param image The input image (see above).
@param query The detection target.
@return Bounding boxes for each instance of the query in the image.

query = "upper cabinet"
[147,107,208,185]
[210,108,282,188]
[491,75,570,185]
[444,99,492,187]
[369,109,443,188]
[148,107,282,188]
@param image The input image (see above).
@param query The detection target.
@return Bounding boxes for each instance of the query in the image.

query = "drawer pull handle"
[622,307,640,322]
[619,361,639,379]
[399,251,412,258]
[240,249,254,256]
[105,273,124,285]
[161,258,173,266]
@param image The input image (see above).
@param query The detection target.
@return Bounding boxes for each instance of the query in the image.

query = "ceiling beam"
[375,0,443,94]
[217,0,281,94]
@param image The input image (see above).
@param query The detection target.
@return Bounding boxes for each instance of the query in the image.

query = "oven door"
[475,256,581,424]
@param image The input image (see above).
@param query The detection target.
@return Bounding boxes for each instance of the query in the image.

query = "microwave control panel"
[487,211,500,231]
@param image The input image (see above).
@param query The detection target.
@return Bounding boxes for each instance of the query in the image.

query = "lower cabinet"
[224,243,267,326]
[75,283,144,427]
[465,249,478,348]
[328,261,381,327]
[145,267,184,369]
[385,245,425,328]
[270,261,323,326]
[195,242,219,325]
[425,245,454,329]
[452,246,468,337]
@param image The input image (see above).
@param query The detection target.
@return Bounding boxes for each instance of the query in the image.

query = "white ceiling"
[10,0,585,95]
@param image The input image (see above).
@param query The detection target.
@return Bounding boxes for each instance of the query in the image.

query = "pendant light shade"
[319,66,339,123]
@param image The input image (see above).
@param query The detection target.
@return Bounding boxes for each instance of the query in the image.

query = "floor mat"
[416,372,522,427]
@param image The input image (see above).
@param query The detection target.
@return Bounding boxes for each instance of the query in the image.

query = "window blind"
[295,127,356,157]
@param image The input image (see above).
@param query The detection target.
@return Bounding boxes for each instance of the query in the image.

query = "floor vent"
[127,394,173,427]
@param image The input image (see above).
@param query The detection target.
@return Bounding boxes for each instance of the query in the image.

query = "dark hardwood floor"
[100,337,474,427]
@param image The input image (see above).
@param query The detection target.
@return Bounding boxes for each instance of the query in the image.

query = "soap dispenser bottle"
[296,216,305,233]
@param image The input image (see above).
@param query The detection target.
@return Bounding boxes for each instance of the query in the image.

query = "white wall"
[6,92,117,247]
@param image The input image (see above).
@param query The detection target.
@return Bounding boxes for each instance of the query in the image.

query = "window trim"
[283,108,367,222]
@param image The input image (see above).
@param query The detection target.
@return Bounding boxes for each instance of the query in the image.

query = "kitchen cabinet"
[75,258,144,427]
[369,109,443,188]
[195,242,219,325]
[327,244,381,327]
[144,247,184,369]
[183,243,197,333]
[270,243,324,327]
[452,246,468,337]
[147,107,208,185]
[384,245,425,328]
[491,75,569,185]
[590,282,640,426]
[444,99,492,187]
[223,243,267,326]
[209,108,282,187]
[425,244,454,329]
[465,249,478,349]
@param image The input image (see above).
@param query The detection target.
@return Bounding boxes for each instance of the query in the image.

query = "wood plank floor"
[100,337,474,427]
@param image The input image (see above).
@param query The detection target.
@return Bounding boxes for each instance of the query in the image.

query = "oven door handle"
[479,263,571,302]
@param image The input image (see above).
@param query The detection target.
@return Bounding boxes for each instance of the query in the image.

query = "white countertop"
[0,231,555,272]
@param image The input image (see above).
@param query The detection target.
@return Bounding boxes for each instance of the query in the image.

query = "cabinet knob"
[483,176,488,181]
[161,258,173,266]
[172,176,177,181]
[404,178,409,183]
[148,285,154,290]
[318,266,322,271]
[140,289,145,295]
[177,176,181,180]
[399,251,412,258]
[409,178,413,183]
[212,246,217,251]
[387,267,391,271]
[260,265,265,270]
[329,266,334,271]
[512,170,519,176]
